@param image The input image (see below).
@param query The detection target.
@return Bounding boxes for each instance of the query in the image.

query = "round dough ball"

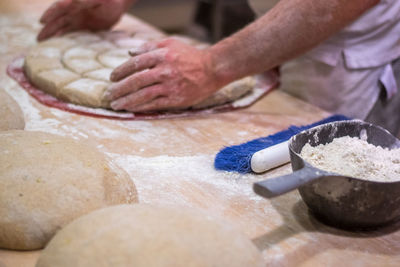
[0,88,25,131]
[36,204,264,267]
[0,130,137,250]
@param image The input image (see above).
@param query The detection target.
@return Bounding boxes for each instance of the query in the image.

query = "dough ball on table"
[0,89,25,131]
[0,131,137,250]
[36,204,264,267]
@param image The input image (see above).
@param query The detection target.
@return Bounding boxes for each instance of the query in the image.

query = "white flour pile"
[300,136,400,182]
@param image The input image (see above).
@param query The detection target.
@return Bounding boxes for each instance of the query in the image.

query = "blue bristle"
[214,114,350,173]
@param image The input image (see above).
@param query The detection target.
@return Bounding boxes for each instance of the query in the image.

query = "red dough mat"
[7,56,279,120]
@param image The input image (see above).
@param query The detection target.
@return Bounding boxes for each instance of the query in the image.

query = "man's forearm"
[209,0,379,87]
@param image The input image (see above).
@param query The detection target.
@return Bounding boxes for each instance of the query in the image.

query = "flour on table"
[301,136,400,182]
[0,88,25,130]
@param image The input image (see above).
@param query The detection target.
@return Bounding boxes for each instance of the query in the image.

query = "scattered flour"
[301,136,400,182]
[106,153,265,205]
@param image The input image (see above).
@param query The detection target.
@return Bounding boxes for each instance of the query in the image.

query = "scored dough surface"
[36,204,265,267]
[24,31,255,110]
[0,130,137,250]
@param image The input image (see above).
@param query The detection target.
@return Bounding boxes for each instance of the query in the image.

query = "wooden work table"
[0,1,399,266]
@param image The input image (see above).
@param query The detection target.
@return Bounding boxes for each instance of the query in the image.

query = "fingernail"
[110,100,122,110]
[129,48,140,56]
[103,92,110,101]
[109,72,118,82]
[37,32,45,41]
[103,86,114,101]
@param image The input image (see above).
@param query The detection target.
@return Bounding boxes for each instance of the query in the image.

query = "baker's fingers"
[38,15,69,41]
[110,84,164,111]
[124,96,175,112]
[110,48,167,82]
[53,23,75,37]
[128,40,162,56]
[40,0,72,24]
[105,69,161,101]
[128,38,184,57]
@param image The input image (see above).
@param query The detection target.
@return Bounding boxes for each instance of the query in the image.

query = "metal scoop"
[253,120,400,229]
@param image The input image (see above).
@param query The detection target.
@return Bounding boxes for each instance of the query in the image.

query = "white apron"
[248,0,400,119]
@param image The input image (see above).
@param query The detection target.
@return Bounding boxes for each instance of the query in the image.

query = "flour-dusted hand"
[107,38,222,112]
[38,0,136,41]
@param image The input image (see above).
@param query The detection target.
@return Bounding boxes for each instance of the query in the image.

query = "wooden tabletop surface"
[0,1,399,266]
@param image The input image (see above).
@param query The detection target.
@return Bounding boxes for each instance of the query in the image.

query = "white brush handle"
[250,141,290,173]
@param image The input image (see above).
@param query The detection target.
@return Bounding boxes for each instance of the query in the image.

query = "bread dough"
[0,88,25,131]
[24,31,255,110]
[192,76,255,109]
[0,130,137,250]
[36,204,264,267]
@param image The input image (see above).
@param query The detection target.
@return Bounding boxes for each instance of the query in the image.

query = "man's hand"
[38,0,134,41]
[106,39,221,112]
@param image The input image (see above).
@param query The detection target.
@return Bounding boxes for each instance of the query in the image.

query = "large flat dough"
[0,130,137,250]
[36,204,264,267]
[24,31,255,110]
[0,88,25,130]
